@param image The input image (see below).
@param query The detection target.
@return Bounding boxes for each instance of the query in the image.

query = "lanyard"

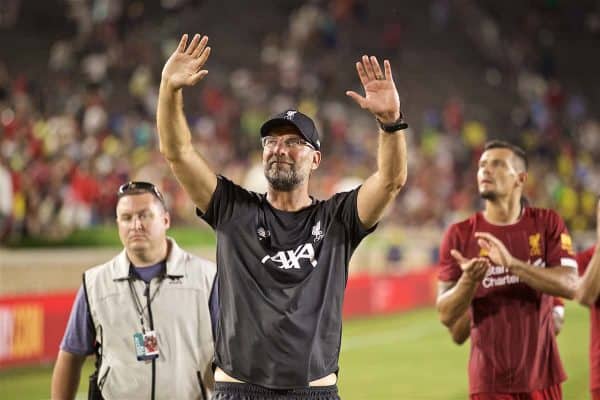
[127,278,163,333]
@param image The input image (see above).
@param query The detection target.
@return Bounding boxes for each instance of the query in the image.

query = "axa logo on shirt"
[261,243,317,269]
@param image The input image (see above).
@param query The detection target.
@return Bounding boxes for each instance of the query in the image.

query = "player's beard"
[264,158,303,191]
[480,190,498,201]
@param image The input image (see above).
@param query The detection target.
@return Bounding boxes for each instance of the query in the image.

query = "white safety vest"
[84,238,216,400]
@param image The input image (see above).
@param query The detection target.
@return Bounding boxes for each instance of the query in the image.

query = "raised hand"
[475,232,515,269]
[162,34,211,91]
[345,56,401,124]
[450,249,490,283]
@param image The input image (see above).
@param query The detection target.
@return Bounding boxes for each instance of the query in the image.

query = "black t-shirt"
[199,176,375,389]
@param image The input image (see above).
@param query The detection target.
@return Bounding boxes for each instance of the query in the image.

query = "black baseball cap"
[260,110,321,151]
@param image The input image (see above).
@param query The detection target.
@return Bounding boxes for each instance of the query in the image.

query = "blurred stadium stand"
[0,0,599,254]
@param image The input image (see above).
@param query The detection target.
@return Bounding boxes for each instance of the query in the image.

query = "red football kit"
[577,245,600,400]
[439,208,577,397]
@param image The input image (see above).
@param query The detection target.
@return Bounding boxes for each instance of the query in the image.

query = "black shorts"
[211,382,340,400]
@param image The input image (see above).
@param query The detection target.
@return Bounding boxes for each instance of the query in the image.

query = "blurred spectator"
[0,0,20,28]
[0,158,12,240]
[0,0,599,245]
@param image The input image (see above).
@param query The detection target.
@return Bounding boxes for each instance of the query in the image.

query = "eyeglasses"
[117,181,166,207]
[261,136,315,150]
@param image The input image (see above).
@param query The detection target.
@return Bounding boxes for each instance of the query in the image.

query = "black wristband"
[377,114,408,133]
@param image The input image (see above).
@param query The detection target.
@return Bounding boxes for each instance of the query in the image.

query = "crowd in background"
[1,0,599,244]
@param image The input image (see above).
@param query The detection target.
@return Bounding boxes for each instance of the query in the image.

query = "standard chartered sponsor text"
[482,265,520,288]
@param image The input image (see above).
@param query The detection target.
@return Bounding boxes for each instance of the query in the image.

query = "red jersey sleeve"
[438,224,463,282]
[544,209,578,269]
[577,245,597,276]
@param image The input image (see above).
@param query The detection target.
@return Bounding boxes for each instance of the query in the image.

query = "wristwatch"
[377,113,408,133]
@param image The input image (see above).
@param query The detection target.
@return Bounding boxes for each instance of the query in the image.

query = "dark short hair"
[483,140,528,171]
[117,181,167,210]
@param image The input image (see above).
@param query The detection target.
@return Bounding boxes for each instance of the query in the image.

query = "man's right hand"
[450,249,490,284]
[161,34,211,91]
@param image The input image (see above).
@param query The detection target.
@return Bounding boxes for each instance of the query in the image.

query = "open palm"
[346,55,401,123]
[450,249,490,282]
[162,34,211,90]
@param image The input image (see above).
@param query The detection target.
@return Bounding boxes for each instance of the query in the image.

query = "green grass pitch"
[0,302,590,399]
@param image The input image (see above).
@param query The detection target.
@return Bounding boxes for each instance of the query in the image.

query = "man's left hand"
[346,56,401,124]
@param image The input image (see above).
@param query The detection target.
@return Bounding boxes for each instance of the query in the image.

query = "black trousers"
[211,382,341,400]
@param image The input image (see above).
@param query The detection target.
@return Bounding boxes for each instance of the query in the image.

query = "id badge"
[133,331,159,361]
